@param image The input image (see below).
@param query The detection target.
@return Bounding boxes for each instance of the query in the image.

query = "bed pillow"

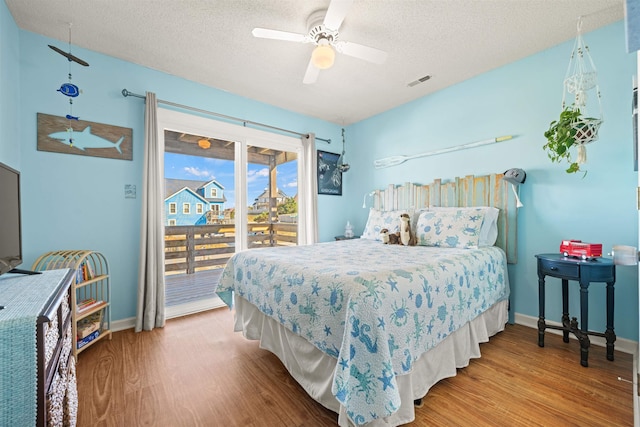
[360,208,409,241]
[478,207,499,247]
[416,208,487,248]
[410,208,428,236]
[429,206,499,247]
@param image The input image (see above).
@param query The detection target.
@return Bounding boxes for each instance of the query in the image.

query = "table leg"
[605,280,616,361]
[537,273,546,347]
[561,279,570,343]
[578,280,590,367]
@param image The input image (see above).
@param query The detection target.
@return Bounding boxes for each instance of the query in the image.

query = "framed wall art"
[317,150,342,196]
[37,113,133,160]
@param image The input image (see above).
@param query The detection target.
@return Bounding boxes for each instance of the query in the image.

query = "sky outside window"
[164,152,298,208]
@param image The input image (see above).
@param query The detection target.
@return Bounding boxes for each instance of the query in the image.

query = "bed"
[217,173,518,426]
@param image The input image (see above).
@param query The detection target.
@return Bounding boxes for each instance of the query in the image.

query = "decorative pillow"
[409,208,428,236]
[416,208,487,248]
[360,208,409,241]
[429,206,499,247]
[479,207,499,247]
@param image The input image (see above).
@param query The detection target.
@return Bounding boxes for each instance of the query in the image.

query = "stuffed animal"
[381,228,401,244]
[399,213,417,246]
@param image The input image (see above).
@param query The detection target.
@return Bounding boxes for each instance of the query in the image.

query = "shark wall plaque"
[37,113,133,160]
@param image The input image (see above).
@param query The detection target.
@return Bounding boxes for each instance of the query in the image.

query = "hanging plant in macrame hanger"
[543,16,603,174]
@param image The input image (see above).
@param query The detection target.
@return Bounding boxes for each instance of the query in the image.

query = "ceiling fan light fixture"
[198,138,211,149]
[311,40,335,70]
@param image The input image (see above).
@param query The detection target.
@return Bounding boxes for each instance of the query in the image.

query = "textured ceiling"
[5,0,624,125]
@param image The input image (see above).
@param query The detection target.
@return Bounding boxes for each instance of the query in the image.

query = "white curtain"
[135,92,166,332]
[300,133,319,244]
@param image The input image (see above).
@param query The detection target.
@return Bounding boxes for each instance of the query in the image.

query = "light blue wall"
[0,1,20,168]
[345,22,638,341]
[14,29,342,322]
[2,2,638,342]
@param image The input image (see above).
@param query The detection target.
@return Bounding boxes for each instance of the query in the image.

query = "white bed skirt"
[233,295,509,426]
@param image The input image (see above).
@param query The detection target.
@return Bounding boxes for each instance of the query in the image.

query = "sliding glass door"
[158,108,303,318]
[245,144,299,250]
[163,129,236,314]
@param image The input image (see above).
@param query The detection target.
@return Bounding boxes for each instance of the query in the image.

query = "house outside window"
[169,203,177,214]
[183,203,190,214]
[196,203,203,214]
[160,108,306,254]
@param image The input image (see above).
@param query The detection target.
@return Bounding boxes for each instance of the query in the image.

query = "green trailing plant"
[543,106,600,175]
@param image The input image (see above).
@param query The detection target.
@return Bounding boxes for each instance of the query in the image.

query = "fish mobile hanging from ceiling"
[43,25,133,160]
[50,23,89,146]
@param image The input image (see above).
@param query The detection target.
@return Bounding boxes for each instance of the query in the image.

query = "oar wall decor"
[373,135,514,169]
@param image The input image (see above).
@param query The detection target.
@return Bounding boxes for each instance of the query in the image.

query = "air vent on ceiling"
[408,75,432,87]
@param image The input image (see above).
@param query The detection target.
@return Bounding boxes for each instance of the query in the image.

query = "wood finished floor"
[76,308,634,427]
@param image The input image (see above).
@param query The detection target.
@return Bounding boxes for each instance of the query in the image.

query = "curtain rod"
[121,89,331,144]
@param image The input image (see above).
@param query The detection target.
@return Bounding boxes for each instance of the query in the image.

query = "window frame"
[158,108,305,252]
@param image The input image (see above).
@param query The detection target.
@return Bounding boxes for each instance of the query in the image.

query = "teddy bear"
[380,228,401,244]
[399,213,417,246]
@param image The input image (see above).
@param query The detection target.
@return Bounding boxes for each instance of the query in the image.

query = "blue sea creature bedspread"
[217,239,509,425]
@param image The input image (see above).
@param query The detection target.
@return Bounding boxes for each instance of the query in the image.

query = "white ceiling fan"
[252,0,388,84]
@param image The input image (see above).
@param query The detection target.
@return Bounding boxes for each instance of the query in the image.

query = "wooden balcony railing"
[164,222,297,275]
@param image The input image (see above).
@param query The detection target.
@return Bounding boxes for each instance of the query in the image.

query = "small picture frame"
[317,150,342,196]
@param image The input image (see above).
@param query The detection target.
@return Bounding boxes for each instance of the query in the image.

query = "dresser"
[0,269,77,426]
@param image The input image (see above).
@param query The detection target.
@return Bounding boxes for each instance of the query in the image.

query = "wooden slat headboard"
[371,173,518,264]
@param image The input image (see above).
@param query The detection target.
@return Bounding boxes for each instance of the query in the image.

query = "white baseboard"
[114,310,637,354]
[109,297,227,333]
[111,316,135,332]
[514,312,638,355]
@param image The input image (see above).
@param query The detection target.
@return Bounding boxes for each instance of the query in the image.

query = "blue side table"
[334,235,359,241]
[535,253,616,367]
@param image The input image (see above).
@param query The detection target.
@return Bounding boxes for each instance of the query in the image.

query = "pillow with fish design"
[416,208,486,248]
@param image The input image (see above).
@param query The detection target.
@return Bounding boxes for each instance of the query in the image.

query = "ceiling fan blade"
[252,28,307,43]
[303,59,320,84]
[334,41,388,64]
[323,0,354,31]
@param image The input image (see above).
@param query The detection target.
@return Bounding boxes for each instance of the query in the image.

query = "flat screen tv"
[0,161,23,276]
